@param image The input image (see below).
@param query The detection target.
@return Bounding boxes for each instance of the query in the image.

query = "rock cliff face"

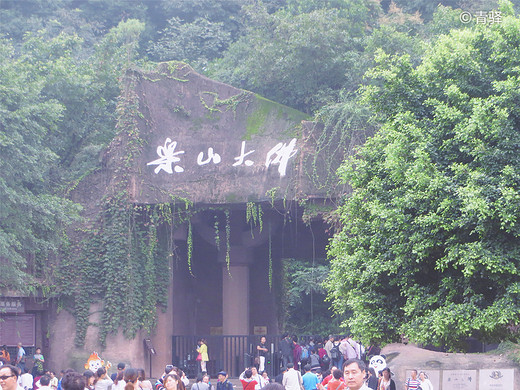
[74,61,372,210]
[100,61,362,205]
[380,343,519,389]
[55,62,370,375]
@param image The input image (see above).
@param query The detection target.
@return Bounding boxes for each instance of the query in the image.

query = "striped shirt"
[405,378,421,390]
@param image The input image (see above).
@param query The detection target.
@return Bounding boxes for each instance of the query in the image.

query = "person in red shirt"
[324,369,345,390]
[321,367,342,387]
[292,337,302,369]
[239,370,257,390]
[0,346,11,364]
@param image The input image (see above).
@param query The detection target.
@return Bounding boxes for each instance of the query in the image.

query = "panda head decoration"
[369,355,387,374]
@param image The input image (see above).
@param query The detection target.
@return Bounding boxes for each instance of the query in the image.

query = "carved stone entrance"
[50,62,367,375]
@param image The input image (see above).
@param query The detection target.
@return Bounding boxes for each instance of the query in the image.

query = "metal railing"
[172,335,284,379]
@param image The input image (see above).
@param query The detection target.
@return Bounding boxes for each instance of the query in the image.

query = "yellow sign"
[253,326,267,335]
[210,327,223,335]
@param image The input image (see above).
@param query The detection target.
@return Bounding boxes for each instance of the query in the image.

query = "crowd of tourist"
[239,334,433,390]
[0,335,434,390]
[237,361,433,390]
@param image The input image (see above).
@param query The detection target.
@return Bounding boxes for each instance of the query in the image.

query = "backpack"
[320,354,330,365]
[330,346,341,360]
[359,343,366,361]
[301,345,310,360]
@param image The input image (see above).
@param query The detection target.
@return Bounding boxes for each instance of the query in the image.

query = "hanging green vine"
[187,219,194,276]
[199,91,251,119]
[225,208,231,274]
[57,70,195,347]
[246,202,264,238]
[266,188,279,207]
[302,99,374,196]
[213,214,220,250]
[268,220,273,291]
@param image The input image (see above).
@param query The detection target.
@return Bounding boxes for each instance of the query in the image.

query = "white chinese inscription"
[197,147,222,166]
[233,141,255,167]
[147,138,185,174]
[147,138,298,177]
[265,138,297,177]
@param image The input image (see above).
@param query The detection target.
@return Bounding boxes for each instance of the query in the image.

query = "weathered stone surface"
[47,302,172,376]
[101,62,355,204]
[54,62,367,375]
[380,343,520,389]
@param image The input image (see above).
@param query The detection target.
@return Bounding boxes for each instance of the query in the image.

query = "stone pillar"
[222,264,249,335]
[220,246,252,335]
[152,224,186,374]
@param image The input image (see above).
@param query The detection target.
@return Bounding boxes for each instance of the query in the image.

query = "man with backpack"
[279,335,293,368]
[300,343,311,368]
[329,339,342,372]
[324,336,334,369]
[318,344,330,371]
[216,372,233,390]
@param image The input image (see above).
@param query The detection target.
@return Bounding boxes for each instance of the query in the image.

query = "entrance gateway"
[2,62,366,375]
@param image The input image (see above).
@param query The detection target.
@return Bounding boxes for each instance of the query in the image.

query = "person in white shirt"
[282,363,303,390]
[47,371,58,390]
[418,372,433,390]
[38,375,53,390]
[0,365,25,390]
[19,368,33,390]
[112,370,125,390]
[343,359,369,390]
[250,367,265,390]
[94,368,113,390]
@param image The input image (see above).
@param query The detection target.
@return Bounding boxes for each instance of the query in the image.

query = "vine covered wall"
[56,62,361,346]
[57,71,183,346]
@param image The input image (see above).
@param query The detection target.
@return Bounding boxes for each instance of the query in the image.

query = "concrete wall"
[47,294,175,378]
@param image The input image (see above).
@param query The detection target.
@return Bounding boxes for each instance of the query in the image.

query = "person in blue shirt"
[302,365,320,390]
[16,344,26,373]
[216,372,233,390]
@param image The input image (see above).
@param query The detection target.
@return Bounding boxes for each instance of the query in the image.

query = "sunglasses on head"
[0,375,14,380]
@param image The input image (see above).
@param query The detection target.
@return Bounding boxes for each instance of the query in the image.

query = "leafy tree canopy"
[283,258,343,335]
[326,5,520,349]
[0,38,81,290]
[207,0,380,113]
[148,16,233,70]
[0,18,145,292]
[147,0,243,70]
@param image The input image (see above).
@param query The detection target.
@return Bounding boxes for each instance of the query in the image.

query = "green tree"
[14,19,145,183]
[0,0,150,47]
[384,0,460,20]
[283,258,343,335]
[326,6,520,349]
[147,0,242,70]
[208,0,380,113]
[149,16,232,70]
[0,39,80,290]
[0,0,64,41]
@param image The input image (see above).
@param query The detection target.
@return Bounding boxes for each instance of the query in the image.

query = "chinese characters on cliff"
[147,138,298,178]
